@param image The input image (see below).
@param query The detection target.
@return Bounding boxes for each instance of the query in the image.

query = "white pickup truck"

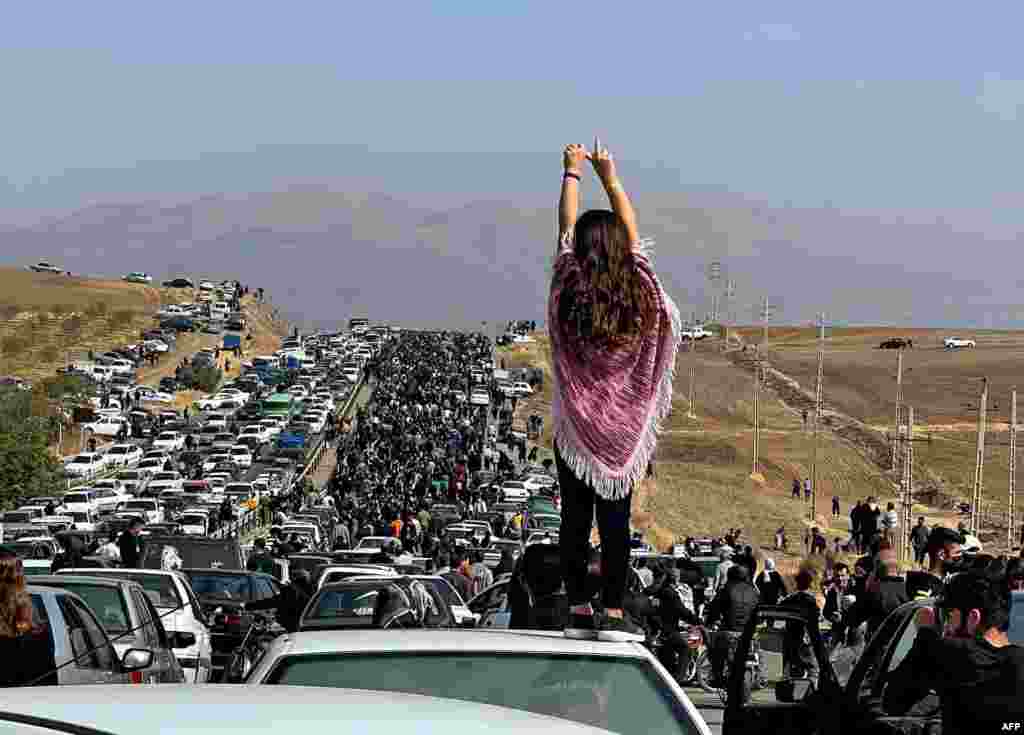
[683,326,712,340]
[944,337,976,349]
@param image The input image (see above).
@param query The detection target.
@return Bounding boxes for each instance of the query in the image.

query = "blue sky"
[4,1,1024,215]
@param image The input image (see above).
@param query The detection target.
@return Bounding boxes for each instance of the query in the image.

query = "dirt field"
[500,335,931,571]
[738,326,1024,427]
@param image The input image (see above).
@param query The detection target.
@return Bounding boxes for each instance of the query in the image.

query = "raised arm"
[590,143,640,248]
[559,144,587,253]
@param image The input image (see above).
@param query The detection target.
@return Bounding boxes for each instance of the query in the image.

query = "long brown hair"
[558,209,656,349]
[0,553,32,637]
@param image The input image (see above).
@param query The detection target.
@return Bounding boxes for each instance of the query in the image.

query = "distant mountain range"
[1,145,1020,330]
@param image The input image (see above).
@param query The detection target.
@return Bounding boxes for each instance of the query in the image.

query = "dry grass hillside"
[0,267,288,382]
[502,329,976,572]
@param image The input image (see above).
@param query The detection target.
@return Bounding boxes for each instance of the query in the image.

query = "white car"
[116,469,152,495]
[239,424,271,445]
[136,387,174,403]
[143,340,171,354]
[153,431,186,453]
[59,490,99,515]
[511,382,534,397]
[470,391,490,406]
[103,444,143,468]
[500,481,530,502]
[196,395,234,411]
[63,453,105,478]
[944,337,976,349]
[244,630,711,735]
[519,476,549,495]
[205,414,228,430]
[82,415,128,438]
[147,471,183,494]
[179,509,209,536]
[218,387,251,403]
[117,498,164,524]
[229,445,253,469]
[124,272,153,284]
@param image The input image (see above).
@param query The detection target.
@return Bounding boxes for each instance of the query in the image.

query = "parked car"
[63,453,105,479]
[163,277,196,288]
[153,431,186,453]
[31,575,185,683]
[124,272,153,284]
[24,584,156,685]
[82,415,128,438]
[245,629,711,735]
[103,444,143,468]
[55,568,213,683]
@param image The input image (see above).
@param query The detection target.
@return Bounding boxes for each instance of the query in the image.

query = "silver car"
[32,576,185,684]
[26,585,154,685]
[245,629,711,735]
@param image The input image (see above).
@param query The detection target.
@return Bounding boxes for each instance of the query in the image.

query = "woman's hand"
[589,140,617,184]
[563,143,587,174]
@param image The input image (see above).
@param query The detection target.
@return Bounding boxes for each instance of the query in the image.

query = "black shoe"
[564,610,598,640]
[597,613,645,642]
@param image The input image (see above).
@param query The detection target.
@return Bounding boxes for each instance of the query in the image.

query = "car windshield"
[186,573,252,600]
[180,514,207,526]
[153,473,178,481]
[96,572,182,609]
[304,586,383,626]
[63,494,90,504]
[124,500,154,509]
[158,433,177,440]
[69,457,94,465]
[264,652,692,735]
[419,577,464,607]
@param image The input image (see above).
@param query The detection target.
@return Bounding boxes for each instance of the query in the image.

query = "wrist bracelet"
[563,171,581,182]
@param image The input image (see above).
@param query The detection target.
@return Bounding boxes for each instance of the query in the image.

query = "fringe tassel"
[552,253,683,501]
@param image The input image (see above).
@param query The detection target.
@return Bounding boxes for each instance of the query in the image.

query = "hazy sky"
[5,2,1024,215]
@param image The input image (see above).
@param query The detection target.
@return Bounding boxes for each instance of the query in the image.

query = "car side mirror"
[171,631,197,648]
[121,648,154,671]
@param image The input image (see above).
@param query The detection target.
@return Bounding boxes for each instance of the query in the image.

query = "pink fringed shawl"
[548,234,681,500]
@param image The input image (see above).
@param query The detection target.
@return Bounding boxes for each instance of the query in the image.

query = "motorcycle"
[224,614,277,683]
[697,626,764,705]
[649,624,707,686]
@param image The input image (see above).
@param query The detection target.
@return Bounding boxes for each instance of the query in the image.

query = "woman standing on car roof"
[550,140,682,642]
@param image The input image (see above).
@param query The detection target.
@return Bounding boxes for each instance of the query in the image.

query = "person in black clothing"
[885,570,1024,731]
[117,519,145,568]
[780,568,821,681]
[494,548,516,577]
[909,516,929,566]
[755,558,787,606]
[705,564,760,685]
[846,546,909,640]
[243,570,312,633]
[655,564,700,684]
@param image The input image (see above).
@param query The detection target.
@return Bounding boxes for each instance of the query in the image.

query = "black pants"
[662,631,692,683]
[555,446,632,609]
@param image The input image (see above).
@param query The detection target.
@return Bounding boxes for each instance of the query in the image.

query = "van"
[210,302,230,320]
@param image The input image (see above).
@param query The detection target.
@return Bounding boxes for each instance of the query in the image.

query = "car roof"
[0,685,616,734]
[261,628,650,659]
[30,574,130,589]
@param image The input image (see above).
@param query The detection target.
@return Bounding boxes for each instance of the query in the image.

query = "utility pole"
[810,313,825,521]
[687,341,696,419]
[761,295,769,348]
[970,378,989,534]
[892,350,904,473]
[1010,389,1018,550]
[752,364,761,475]
[900,406,915,562]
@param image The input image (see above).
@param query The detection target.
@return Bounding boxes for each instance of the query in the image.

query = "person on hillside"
[755,558,787,606]
[831,495,841,517]
[551,141,681,643]
[792,478,801,499]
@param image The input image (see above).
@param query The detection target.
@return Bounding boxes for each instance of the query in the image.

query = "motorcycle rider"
[655,563,701,684]
[705,564,760,687]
